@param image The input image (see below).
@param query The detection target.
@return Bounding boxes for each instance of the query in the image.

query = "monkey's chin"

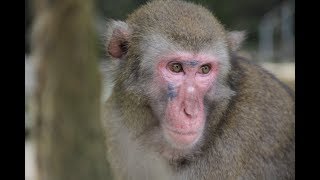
[164,128,201,149]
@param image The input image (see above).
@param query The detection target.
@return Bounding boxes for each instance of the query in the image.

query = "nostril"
[184,108,192,118]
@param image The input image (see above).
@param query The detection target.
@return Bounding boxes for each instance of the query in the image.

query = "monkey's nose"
[184,108,192,118]
[183,104,198,119]
[182,94,200,119]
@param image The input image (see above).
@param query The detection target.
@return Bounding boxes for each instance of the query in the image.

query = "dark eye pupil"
[201,65,210,74]
[171,63,182,72]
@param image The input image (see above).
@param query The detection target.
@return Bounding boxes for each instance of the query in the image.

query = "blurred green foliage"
[26,0,294,53]
[95,0,293,47]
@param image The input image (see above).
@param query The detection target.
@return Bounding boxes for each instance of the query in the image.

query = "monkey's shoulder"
[220,57,295,176]
[231,57,294,102]
[226,56,295,125]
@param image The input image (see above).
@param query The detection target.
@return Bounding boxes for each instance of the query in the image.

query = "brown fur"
[102,0,295,179]
[126,0,226,50]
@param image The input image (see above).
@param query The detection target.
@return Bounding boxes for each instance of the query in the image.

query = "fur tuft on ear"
[105,20,131,59]
[226,31,246,52]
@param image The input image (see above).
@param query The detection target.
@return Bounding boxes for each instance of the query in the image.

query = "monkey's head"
[105,0,245,159]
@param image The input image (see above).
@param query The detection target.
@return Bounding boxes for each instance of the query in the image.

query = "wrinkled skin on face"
[153,52,219,149]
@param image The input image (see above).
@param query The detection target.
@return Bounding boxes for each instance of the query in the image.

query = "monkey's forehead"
[126,0,226,43]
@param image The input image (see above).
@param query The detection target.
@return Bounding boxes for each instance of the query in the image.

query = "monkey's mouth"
[168,128,197,135]
[163,127,201,149]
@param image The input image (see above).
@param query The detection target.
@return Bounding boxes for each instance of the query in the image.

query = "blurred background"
[25,0,295,179]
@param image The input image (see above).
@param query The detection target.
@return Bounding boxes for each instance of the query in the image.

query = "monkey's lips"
[164,127,201,148]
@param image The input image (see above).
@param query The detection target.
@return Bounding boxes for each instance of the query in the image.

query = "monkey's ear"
[226,31,246,52]
[106,20,131,59]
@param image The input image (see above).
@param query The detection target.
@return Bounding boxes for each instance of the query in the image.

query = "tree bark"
[31,0,112,179]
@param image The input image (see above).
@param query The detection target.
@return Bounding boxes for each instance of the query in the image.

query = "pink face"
[156,52,219,149]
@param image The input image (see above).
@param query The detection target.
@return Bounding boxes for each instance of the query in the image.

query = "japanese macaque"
[102,0,295,179]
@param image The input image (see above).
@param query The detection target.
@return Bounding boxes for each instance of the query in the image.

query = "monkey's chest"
[113,133,174,179]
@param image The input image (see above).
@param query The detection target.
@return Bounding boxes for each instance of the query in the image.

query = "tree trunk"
[31,0,112,179]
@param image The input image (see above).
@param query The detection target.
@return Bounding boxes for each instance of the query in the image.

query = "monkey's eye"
[169,63,183,73]
[199,64,211,74]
